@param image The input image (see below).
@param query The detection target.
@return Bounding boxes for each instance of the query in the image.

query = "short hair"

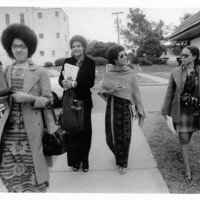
[185,45,200,65]
[106,44,124,65]
[70,35,87,51]
[1,23,38,58]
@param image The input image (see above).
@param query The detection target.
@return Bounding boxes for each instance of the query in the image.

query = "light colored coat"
[161,65,200,124]
[0,63,53,184]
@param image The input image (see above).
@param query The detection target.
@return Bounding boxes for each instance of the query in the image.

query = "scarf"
[98,64,145,118]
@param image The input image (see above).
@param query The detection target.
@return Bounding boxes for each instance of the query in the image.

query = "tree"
[180,12,193,25]
[121,8,166,57]
[86,41,116,58]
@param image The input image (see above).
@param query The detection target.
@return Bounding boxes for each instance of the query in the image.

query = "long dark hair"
[185,46,200,66]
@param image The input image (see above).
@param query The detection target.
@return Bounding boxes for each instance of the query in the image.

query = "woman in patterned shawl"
[0,23,53,192]
[98,45,145,174]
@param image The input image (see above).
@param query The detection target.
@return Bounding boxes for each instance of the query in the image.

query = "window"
[56,33,60,38]
[52,50,55,56]
[55,11,59,17]
[20,13,25,24]
[5,14,10,25]
[40,51,44,56]
[37,12,42,18]
[63,16,66,21]
[39,33,44,39]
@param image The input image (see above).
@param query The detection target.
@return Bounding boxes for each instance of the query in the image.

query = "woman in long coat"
[162,46,200,183]
[0,23,53,192]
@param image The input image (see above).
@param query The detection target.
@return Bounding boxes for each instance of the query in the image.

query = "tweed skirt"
[175,107,200,133]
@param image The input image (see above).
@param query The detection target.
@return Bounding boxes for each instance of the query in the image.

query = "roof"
[169,10,200,41]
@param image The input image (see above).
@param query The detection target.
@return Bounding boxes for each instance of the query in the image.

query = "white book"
[63,63,79,80]
[166,115,177,134]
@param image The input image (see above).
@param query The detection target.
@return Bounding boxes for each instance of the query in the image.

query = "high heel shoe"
[82,163,89,172]
[118,166,122,174]
[121,167,127,174]
[184,173,192,183]
[73,164,80,172]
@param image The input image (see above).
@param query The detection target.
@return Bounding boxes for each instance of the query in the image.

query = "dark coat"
[161,65,200,124]
[58,55,95,108]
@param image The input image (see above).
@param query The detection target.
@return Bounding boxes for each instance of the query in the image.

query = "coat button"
[38,123,40,126]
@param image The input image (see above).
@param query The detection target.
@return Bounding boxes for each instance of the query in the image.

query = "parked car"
[46,68,63,108]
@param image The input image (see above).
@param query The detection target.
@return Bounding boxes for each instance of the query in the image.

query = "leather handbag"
[42,105,67,156]
[62,89,84,132]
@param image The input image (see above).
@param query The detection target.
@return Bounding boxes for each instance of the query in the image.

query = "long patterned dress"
[105,96,133,168]
[0,64,47,192]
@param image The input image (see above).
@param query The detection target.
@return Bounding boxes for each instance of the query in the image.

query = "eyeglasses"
[11,44,27,50]
[180,54,192,58]
[119,53,127,59]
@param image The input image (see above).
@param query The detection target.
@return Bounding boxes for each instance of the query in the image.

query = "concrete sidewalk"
[137,73,169,85]
[48,113,169,193]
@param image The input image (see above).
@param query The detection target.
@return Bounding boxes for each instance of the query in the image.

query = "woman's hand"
[62,77,77,89]
[12,92,35,103]
[62,79,72,89]
[109,83,125,95]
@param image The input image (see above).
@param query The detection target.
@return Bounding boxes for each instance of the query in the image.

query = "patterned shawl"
[98,64,146,118]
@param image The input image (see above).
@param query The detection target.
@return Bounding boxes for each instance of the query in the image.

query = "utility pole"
[112,12,123,44]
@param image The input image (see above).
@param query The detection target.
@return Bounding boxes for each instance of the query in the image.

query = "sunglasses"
[180,54,192,58]
[119,53,127,59]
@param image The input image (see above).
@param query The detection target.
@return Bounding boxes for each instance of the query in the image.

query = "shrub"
[44,61,53,67]
[54,58,66,66]
[93,57,107,66]
[138,57,152,66]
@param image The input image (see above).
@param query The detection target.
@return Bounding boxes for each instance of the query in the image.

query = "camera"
[181,93,200,108]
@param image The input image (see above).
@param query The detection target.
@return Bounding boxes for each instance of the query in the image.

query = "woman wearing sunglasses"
[162,45,200,183]
[98,44,145,174]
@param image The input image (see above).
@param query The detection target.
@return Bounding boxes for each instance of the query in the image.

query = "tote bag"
[62,89,84,132]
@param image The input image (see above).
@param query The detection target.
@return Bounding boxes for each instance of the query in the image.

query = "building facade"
[0,7,70,66]
[169,10,200,51]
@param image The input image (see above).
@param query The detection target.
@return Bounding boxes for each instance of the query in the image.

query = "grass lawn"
[95,65,161,86]
[142,112,200,193]
[140,64,176,74]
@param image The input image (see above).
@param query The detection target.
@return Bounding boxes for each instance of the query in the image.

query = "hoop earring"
[28,58,33,66]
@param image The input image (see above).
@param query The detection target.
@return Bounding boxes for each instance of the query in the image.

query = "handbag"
[62,89,84,132]
[42,105,67,156]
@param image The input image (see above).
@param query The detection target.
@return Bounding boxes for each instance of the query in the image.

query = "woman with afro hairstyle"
[0,23,53,192]
[58,35,95,173]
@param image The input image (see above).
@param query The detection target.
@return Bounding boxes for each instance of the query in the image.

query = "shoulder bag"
[62,89,84,132]
[42,105,67,156]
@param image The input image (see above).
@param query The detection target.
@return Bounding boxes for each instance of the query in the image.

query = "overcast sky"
[63,7,200,43]
[1,0,200,44]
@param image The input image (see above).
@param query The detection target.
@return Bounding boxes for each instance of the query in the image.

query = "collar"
[181,64,187,71]
[181,64,198,72]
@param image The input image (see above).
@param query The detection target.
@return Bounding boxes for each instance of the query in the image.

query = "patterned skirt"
[105,96,133,168]
[0,102,47,192]
[176,107,200,133]
[0,75,47,192]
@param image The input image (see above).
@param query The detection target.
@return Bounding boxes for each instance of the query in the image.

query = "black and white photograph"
[0,0,200,198]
